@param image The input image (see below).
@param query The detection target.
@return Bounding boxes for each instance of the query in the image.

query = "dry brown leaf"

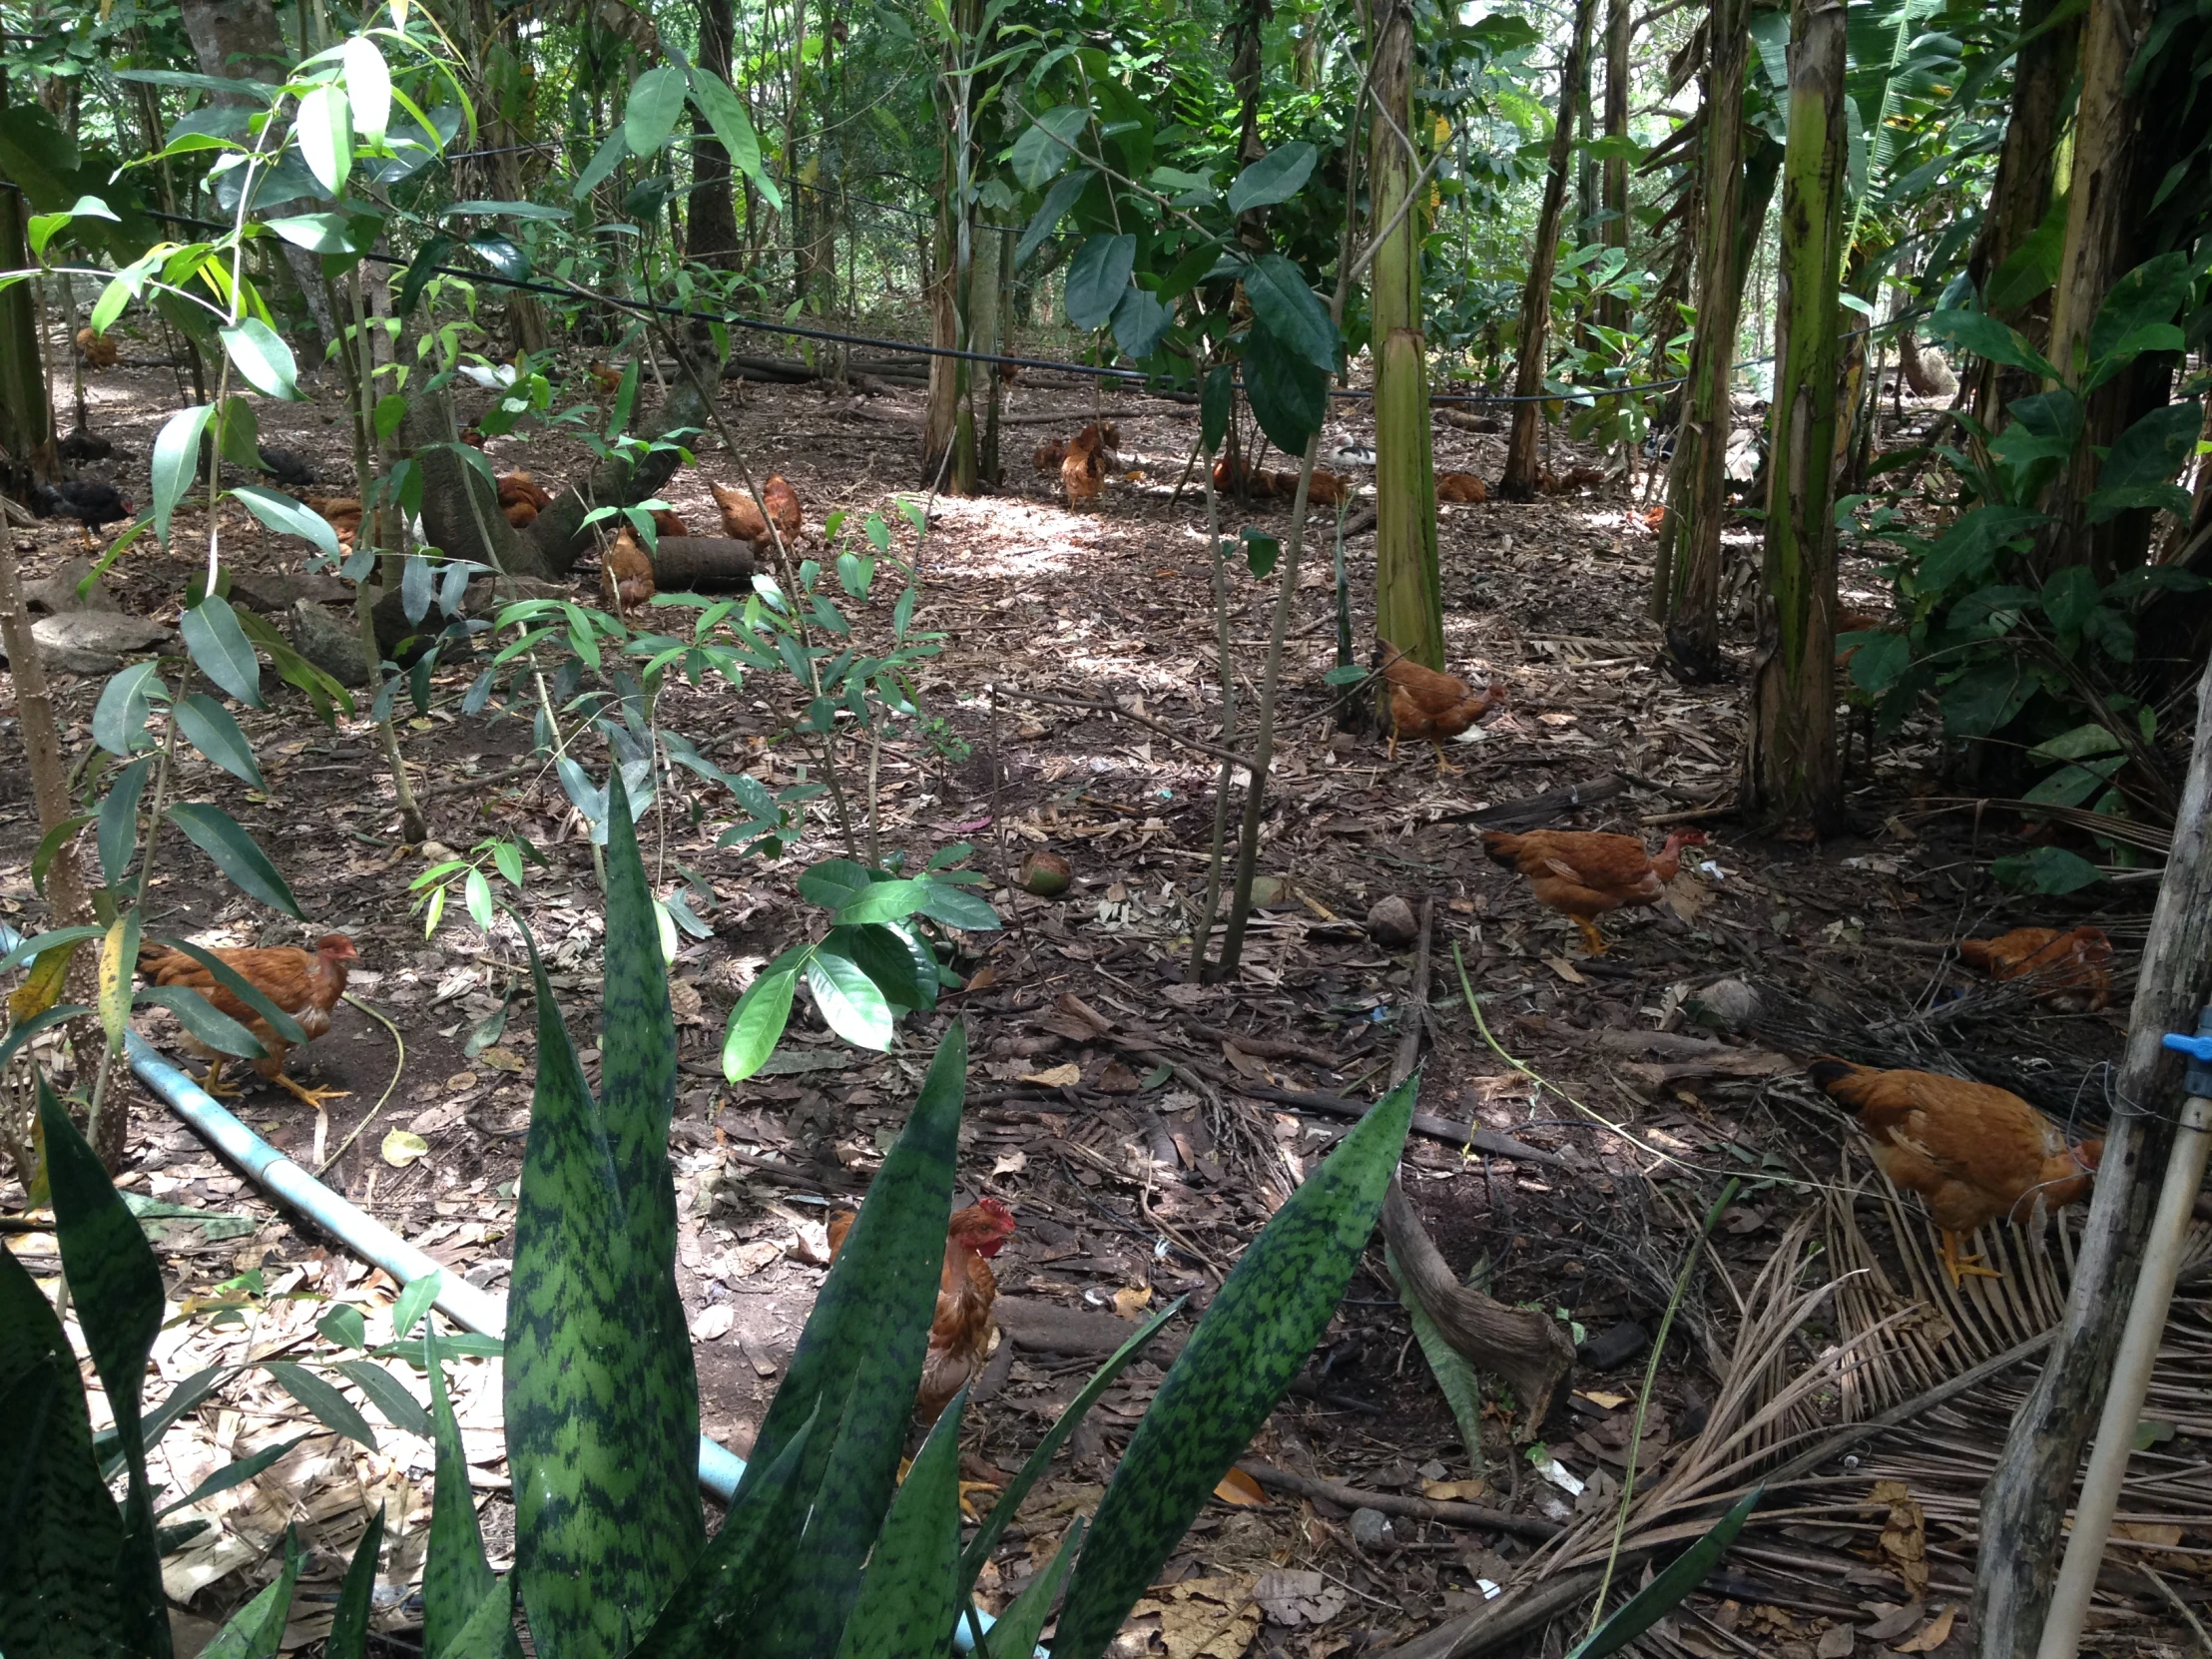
[1211,1467,1267,1506]
[1113,1285,1154,1319]
[1254,1569,1349,1627]
[1858,1605,1924,1642]
[1020,1062,1081,1088]
[992,1150,1028,1177]
[478,1045,527,1072]
[1221,1042,1272,1079]
[1891,1602,1953,1653]
[1577,1389,1631,1409]
[1542,954,1588,985]
[1131,1576,1261,1659]
[2113,1521,2184,1546]
[1816,1623,1856,1659]
[1420,1477,1487,1501]
[1872,1480,1929,1598]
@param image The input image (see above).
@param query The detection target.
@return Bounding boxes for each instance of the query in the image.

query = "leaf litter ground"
[0,333,2192,1657]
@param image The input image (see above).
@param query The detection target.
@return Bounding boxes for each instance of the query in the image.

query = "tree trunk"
[1969,0,2080,432]
[0,183,56,488]
[177,0,336,350]
[969,219,1006,486]
[1972,655,2212,1658]
[689,0,742,266]
[2038,0,2152,582]
[1598,0,1632,331]
[1498,0,1598,500]
[1369,0,1443,672]
[920,0,982,492]
[1650,0,1755,648]
[1742,0,1846,834]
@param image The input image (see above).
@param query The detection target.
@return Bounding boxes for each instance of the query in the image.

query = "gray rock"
[23,558,119,614]
[1349,1507,1394,1548]
[1366,894,1420,949]
[229,568,352,614]
[22,612,175,674]
[284,599,372,687]
[1686,976,1763,1032]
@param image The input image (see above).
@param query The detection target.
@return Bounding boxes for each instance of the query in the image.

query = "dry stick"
[1234,1459,1561,1541]
[1011,688,1255,771]
[1187,456,1240,980]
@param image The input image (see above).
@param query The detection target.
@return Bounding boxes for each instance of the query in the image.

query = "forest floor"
[2,324,2197,1659]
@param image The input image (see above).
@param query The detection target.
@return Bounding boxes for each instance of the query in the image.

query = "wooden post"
[1973,654,2212,1658]
[1741,0,1846,834]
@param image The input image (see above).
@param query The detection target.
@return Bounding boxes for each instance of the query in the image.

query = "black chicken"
[255,446,315,488]
[58,427,114,464]
[31,480,135,546]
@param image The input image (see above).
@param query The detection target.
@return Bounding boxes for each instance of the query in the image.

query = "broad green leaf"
[573,128,627,202]
[199,1527,301,1659]
[1014,169,1091,270]
[832,877,932,927]
[2087,400,2200,524]
[1049,1074,1415,1659]
[464,867,494,929]
[1939,660,2034,739]
[1922,504,2045,591]
[398,233,455,315]
[93,663,164,758]
[749,1028,968,1659]
[1243,254,1336,373]
[839,923,926,1012]
[261,1362,376,1449]
[136,987,267,1059]
[624,66,688,156]
[262,212,365,253]
[1929,307,2058,382]
[154,1435,306,1518]
[340,36,390,144]
[173,693,265,787]
[330,1360,429,1438]
[231,484,338,558]
[1227,142,1317,214]
[423,1322,518,1659]
[1244,528,1281,578]
[0,1247,134,1659]
[38,1082,170,1658]
[1112,285,1173,361]
[324,1508,385,1659]
[723,960,801,1080]
[182,595,263,708]
[958,1301,1184,1602]
[1845,629,1912,693]
[1992,845,2103,893]
[2085,252,2190,387]
[151,404,214,548]
[2029,723,2126,764]
[1984,193,2065,312]
[164,804,303,917]
[800,858,873,909]
[807,947,894,1049]
[686,69,779,209]
[1564,1487,1763,1659]
[219,318,298,400]
[1064,233,1136,331]
[505,768,700,1658]
[1201,363,1233,456]
[1011,104,1089,190]
[0,922,100,981]
[833,1392,965,1659]
[294,84,352,196]
[1387,1244,1484,1477]
[916,879,1000,932]
[2022,757,2122,807]
[2041,565,2100,637]
[1241,323,1327,454]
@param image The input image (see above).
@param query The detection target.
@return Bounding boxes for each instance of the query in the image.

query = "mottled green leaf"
[324,1506,385,1659]
[1064,234,1136,331]
[1049,1074,1414,1659]
[1243,255,1336,373]
[833,1391,965,1659]
[424,1323,520,1659]
[198,1526,301,1659]
[750,1028,968,1659]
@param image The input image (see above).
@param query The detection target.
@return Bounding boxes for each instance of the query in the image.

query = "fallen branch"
[1240,1083,1566,1167]
[1009,687,1255,770]
[1234,1460,1560,1541]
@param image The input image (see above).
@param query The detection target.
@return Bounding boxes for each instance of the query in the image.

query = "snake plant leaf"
[324,1506,385,1659]
[1048,1073,1415,1659]
[505,766,701,1659]
[959,1299,1186,1602]
[750,1025,969,1659]
[976,1516,1084,1659]
[38,1080,171,1659]
[425,1321,519,1659]
[0,1248,131,1659]
[198,1526,302,1659]
[1386,1244,1484,1479]
[832,1389,967,1659]
[626,1402,823,1659]
[1564,1485,1765,1659]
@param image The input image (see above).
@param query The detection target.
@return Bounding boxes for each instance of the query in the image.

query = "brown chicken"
[1211,458,1350,504]
[1034,436,1068,472]
[1436,471,1489,504]
[497,471,554,530]
[650,507,689,538]
[139,934,357,1109]
[825,1198,1017,1423]
[1376,639,1504,775]
[1480,827,1708,955]
[710,475,804,554]
[303,494,363,544]
[602,527,657,618]
[1062,423,1108,507]
[76,327,118,369]
[587,359,624,396]
[1808,1059,2102,1287]
[1958,926,2114,1013]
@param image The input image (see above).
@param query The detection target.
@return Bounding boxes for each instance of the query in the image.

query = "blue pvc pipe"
[1,926,1006,1652]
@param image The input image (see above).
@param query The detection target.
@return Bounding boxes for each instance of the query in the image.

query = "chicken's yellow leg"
[1430,737,1463,777]
[1572,916,1610,956]
[1939,1229,2001,1287]
[274,1072,349,1112]
[199,1057,242,1098]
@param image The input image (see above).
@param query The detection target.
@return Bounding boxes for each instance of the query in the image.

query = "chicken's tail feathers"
[1955,938,1995,969]
[1806,1056,1870,1099]
[1477,830,1520,866]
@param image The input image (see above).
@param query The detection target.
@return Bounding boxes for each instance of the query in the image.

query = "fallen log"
[647,536,758,592]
